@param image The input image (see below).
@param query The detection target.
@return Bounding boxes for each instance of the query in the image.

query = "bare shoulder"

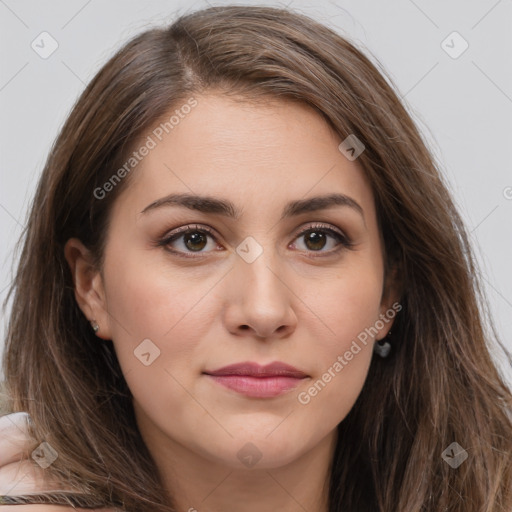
[0,462,116,511]
[0,414,116,511]
[0,413,34,468]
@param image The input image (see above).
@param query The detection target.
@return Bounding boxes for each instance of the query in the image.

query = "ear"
[64,238,112,340]
[376,263,402,340]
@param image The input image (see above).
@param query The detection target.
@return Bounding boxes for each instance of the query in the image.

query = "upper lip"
[204,361,308,378]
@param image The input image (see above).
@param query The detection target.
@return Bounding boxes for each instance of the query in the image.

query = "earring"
[90,320,99,333]
[374,331,392,358]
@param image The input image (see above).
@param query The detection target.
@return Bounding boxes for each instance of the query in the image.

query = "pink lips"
[203,361,309,398]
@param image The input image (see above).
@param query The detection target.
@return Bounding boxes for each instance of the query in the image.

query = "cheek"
[102,248,213,436]
[295,339,373,447]
[292,283,380,439]
[104,237,208,327]
[308,255,384,354]
[102,243,217,380]
[292,255,383,416]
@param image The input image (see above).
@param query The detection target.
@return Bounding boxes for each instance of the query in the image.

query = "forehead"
[112,93,376,221]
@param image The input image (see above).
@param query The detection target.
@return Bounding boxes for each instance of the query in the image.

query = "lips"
[203,362,309,398]
[205,361,308,378]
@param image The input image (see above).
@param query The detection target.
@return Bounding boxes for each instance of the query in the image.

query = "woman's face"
[70,92,396,470]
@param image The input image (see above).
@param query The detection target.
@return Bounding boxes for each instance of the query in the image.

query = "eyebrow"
[140,192,364,221]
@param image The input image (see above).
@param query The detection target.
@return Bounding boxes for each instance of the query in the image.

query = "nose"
[223,249,297,340]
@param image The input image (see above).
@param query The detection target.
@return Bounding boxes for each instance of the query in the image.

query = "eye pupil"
[305,231,326,251]
[185,232,208,251]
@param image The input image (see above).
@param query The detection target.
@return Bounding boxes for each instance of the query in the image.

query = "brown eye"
[302,230,329,251]
[158,225,219,258]
[180,231,209,252]
[291,224,352,254]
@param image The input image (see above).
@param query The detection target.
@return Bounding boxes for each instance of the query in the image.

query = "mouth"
[203,361,309,398]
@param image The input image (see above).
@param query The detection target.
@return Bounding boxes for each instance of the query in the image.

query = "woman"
[1,5,511,511]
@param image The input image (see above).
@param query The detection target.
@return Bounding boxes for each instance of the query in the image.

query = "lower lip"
[206,375,306,398]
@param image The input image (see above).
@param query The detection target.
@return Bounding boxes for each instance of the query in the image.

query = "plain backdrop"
[0,0,511,386]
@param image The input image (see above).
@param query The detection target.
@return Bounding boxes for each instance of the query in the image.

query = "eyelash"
[155,223,354,259]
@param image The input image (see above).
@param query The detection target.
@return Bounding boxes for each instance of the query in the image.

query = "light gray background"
[1,0,511,385]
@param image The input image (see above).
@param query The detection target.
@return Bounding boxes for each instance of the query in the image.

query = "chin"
[199,431,311,471]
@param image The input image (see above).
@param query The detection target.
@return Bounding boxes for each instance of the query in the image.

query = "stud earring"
[374,331,392,358]
[90,320,99,333]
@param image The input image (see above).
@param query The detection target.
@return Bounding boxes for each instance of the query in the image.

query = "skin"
[64,93,398,512]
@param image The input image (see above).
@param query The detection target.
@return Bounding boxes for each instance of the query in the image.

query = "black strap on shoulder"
[0,492,122,509]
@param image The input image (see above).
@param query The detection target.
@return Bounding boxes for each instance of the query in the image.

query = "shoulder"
[0,412,41,498]
[0,412,33,467]
[0,412,42,497]
[0,414,115,511]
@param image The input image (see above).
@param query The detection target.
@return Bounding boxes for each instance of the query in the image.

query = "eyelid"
[293,222,348,242]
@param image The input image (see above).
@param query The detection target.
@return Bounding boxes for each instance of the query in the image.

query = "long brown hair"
[2,5,511,511]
